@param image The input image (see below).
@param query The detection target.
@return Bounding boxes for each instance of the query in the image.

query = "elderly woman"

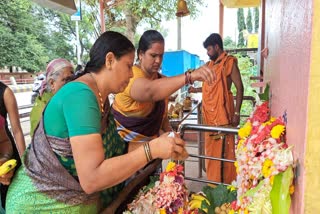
[29,59,74,137]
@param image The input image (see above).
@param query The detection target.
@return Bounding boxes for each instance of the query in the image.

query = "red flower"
[231,200,240,210]
[250,101,270,123]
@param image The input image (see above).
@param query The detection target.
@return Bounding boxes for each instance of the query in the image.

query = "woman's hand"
[149,132,188,161]
[191,65,216,85]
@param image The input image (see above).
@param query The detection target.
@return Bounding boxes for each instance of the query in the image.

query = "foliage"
[230,53,257,125]
[255,83,270,101]
[254,7,259,33]
[237,8,246,48]
[84,0,205,41]
[0,0,97,71]
[0,0,48,71]
[201,185,237,213]
[246,8,253,33]
[224,36,237,50]
[38,4,96,64]
[35,7,74,62]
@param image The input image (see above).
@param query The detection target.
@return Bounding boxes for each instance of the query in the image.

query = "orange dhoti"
[202,52,238,184]
[204,132,236,184]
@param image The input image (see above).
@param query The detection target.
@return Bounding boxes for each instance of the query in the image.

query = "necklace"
[89,73,104,116]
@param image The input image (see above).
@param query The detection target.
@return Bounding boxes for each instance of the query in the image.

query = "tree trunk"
[124,8,138,42]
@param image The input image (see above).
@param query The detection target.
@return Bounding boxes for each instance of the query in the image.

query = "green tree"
[0,0,48,71]
[246,8,253,33]
[254,7,259,33]
[34,8,73,63]
[37,4,96,64]
[84,0,206,42]
[223,36,236,49]
[0,0,98,71]
[237,8,246,47]
[231,54,257,125]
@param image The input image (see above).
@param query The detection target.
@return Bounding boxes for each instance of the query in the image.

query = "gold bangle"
[143,142,152,162]
[145,142,153,161]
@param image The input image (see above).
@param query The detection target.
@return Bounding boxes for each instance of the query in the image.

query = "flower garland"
[125,161,189,214]
[231,101,294,214]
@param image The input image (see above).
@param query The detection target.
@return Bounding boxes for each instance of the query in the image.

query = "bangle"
[143,142,153,162]
[185,69,194,85]
[234,112,240,116]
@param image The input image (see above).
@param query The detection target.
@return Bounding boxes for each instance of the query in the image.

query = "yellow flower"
[237,139,245,150]
[228,210,235,214]
[263,117,276,126]
[227,184,237,192]
[165,161,176,172]
[271,125,285,139]
[262,159,274,178]
[244,208,249,214]
[160,208,166,214]
[234,161,239,174]
[238,122,252,139]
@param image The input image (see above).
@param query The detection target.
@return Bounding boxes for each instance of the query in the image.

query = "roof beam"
[31,0,77,15]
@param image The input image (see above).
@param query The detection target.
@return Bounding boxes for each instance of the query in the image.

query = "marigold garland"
[231,101,294,214]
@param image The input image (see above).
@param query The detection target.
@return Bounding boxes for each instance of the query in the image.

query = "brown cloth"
[202,52,237,184]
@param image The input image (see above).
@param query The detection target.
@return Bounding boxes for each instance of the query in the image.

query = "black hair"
[137,30,164,57]
[203,33,224,50]
[75,64,83,72]
[70,31,135,80]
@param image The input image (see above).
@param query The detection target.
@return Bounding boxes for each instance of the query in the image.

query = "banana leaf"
[270,166,293,214]
[201,185,237,214]
[259,83,270,101]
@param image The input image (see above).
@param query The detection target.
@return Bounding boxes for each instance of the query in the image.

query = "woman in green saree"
[6,31,186,213]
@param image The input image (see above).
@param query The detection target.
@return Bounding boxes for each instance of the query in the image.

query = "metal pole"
[219,1,224,38]
[177,17,182,50]
[75,20,81,65]
[197,103,203,178]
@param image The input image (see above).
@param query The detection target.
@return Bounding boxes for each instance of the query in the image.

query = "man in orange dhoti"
[189,33,243,184]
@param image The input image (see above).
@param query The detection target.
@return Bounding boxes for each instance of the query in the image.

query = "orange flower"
[289,185,295,195]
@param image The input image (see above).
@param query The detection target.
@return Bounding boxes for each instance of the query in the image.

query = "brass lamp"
[176,0,190,17]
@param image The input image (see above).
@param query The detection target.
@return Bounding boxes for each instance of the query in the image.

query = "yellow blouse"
[113,65,155,117]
